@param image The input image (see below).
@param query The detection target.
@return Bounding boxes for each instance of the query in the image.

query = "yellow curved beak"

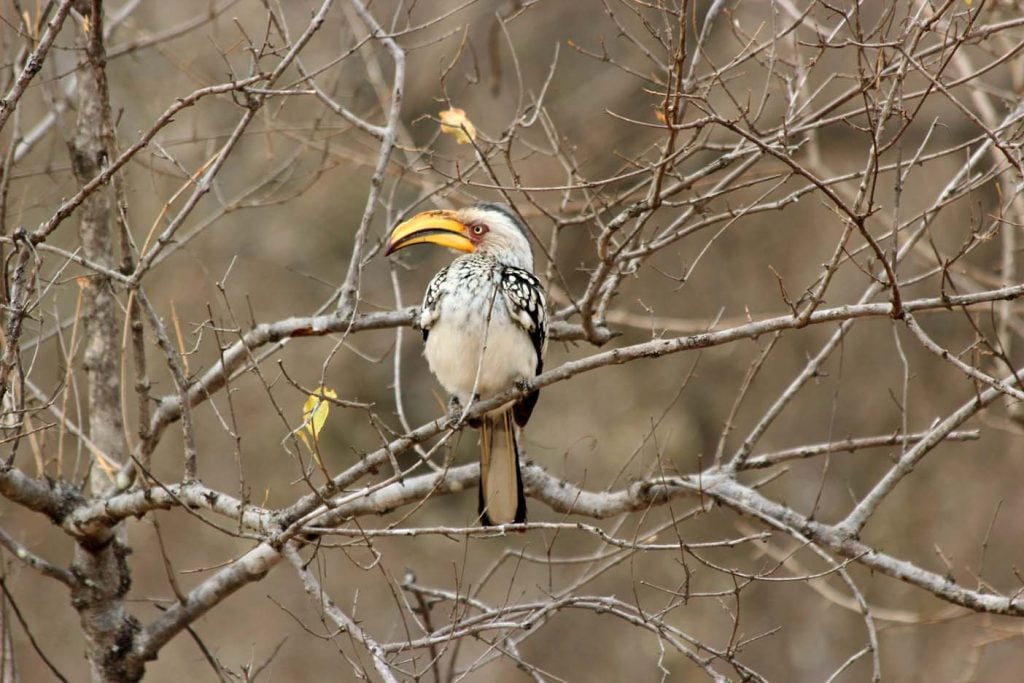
[385,210,476,255]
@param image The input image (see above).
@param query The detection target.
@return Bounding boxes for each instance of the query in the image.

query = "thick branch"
[134,543,280,663]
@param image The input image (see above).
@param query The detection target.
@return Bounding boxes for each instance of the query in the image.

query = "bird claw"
[514,377,531,393]
[446,396,463,428]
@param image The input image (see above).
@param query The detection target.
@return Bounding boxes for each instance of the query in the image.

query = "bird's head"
[385,203,534,270]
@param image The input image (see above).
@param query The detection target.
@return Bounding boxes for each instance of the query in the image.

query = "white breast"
[424,273,536,406]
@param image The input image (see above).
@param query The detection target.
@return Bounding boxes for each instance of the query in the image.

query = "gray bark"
[66,2,141,680]
[0,592,15,683]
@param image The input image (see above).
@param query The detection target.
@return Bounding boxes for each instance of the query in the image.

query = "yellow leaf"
[439,108,477,144]
[302,387,337,441]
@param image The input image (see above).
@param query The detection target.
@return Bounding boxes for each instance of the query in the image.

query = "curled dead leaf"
[439,108,477,144]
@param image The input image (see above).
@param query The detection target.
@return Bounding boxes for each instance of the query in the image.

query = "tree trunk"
[0,591,16,683]
[66,2,141,680]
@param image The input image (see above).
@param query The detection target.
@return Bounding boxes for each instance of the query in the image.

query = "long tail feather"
[478,411,526,525]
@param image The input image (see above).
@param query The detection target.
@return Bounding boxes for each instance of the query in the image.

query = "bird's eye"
[472,225,486,235]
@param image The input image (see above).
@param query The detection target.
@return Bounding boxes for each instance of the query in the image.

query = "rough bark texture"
[0,593,15,683]
[66,2,140,680]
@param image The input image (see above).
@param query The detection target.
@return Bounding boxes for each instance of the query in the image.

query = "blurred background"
[3,0,1024,680]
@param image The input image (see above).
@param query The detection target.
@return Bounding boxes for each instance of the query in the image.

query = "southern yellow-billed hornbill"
[386,203,546,525]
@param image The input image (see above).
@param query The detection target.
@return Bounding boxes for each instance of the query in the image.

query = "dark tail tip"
[477,418,528,527]
[478,484,526,526]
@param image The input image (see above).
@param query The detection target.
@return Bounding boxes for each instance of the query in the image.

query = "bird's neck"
[475,246,533,272]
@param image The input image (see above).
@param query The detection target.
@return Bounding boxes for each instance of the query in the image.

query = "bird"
[385,203,546,525]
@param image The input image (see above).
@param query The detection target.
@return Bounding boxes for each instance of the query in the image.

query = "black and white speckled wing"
[500,265,546,426]
[500,266,546,365]
[419,265,449,342]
